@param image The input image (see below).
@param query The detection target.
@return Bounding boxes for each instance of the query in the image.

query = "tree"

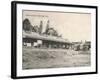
[46,28,58,36]
[45,20,50,34]
[23,18,32,31]
[33,25,39,33]
[39,21,43,34]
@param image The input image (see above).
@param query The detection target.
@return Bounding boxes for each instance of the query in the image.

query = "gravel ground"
[22,48,91,70]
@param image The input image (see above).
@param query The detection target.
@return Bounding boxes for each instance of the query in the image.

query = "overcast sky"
[23,10,91,42]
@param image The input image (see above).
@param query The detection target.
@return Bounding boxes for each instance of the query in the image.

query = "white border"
[17,3,96,77]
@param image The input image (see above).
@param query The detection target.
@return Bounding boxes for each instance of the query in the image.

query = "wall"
[0,0,99,80]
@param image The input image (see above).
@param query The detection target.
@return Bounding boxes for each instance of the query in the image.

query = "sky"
[23,10,91,42]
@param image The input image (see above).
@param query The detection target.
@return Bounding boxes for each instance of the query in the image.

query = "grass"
[22,48,91,70]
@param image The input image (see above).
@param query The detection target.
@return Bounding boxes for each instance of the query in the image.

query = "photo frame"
[11,1,98,79]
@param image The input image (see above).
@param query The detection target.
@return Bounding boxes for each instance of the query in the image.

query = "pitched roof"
[23,31,70,44]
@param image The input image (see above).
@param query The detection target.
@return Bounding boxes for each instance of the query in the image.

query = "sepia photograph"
[22,10,91,70]
[11,1,97,79]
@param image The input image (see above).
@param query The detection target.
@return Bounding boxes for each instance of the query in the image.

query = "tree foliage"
[23,18,32,31]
